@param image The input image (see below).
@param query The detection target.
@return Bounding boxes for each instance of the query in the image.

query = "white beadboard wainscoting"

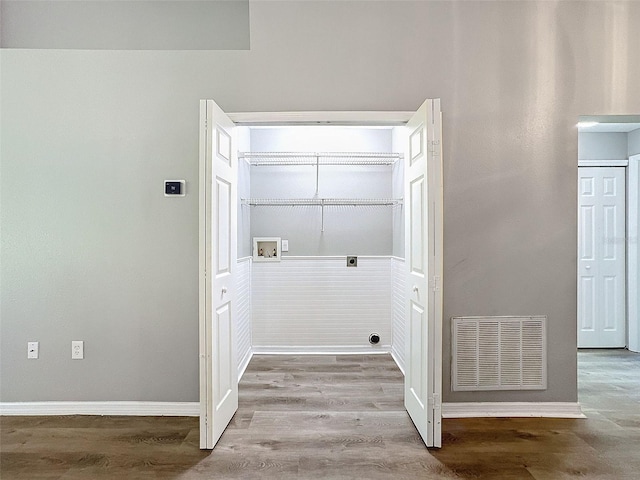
[236,257,253,378]
[391,257,406,373]
[252,257,393,350]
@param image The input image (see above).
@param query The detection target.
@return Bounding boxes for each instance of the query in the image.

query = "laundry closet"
[236,124,407,359]
[199,99,443,450]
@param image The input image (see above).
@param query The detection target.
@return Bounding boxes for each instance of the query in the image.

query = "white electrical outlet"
[72,341,84,360]
[27,341,39,359]
[282,239,289,252]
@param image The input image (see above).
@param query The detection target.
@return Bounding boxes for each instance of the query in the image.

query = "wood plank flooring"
[1,351,639,479]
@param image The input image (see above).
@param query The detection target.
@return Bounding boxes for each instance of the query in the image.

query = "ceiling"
[578,115,640,133]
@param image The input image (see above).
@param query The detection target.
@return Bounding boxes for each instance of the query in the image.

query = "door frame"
[577,165,627,348]
[228,111,413,125]
[200,106,444,448]
[629,154,640,352]
[577,158,639,351]
[198,102,208,446]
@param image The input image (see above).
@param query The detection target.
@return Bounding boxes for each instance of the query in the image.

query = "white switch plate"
[28,341,39,359]
[72,341,84,360]
[281,239,289,252]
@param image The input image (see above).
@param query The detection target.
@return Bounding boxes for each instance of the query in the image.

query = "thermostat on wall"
[165,180,185,196]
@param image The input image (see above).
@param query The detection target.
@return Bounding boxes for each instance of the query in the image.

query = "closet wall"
[239,126,405,351]
[247,127,395,256]
[630,129,640,156]
[252,257,393,349]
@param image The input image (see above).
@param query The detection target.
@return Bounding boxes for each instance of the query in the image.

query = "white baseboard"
[390,349,405,376]
[0,401,199,417]
[442,402,585,419]
[251,345,392,355]
[238,350,254,380]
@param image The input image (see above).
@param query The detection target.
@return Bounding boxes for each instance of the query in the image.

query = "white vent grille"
[452,316,547,391]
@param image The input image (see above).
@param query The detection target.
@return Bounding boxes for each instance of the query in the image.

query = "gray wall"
[248,127,395,256]
[630,129,640,156]
[0,0,250,50]
[2,1,640,404]
[578,132,629,160]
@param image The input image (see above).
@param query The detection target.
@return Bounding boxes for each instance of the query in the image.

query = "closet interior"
[235,125,408,372]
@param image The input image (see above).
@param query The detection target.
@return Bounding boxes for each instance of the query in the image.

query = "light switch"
[282,239,289,252]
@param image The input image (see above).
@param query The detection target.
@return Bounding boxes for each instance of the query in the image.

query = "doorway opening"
[577,115,640,418]
[577,115,640,352]
[199,100,444,450]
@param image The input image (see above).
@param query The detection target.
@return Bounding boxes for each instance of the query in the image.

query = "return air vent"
[451,316,547,391]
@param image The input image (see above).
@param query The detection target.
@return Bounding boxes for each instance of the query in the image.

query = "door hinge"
[428,393,441,409]
[430,140,440,156]
[430,275,441,292]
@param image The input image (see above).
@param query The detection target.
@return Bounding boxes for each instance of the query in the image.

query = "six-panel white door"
[199,99,239,449]
[578,167,626,348]
[404,99,443,448]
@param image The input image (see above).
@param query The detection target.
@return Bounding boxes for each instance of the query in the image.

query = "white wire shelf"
[239,152,402,166]
[243,197,402,231]
[242,198,403,207]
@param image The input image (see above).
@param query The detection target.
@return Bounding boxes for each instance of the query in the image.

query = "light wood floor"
[1,350,639,479]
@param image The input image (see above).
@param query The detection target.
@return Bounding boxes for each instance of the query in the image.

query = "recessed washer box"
[165,180,185,196]
[253,237,281,262]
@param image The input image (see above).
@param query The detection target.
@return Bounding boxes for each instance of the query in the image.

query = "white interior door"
[404,99,443,448]
[578,167,626,348]
[199,99,238,449]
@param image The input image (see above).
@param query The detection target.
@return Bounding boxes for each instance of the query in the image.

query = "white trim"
[198,100,209,446]
[228,111,413,126]
[251,346,391,355]
[628,154,640,352]
[578,159,629,167]
[391,349,406,376]
[0,402,199,417]
[238,351,253,380]
[442,402,585,419]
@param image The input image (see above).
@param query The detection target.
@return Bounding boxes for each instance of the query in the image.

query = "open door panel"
[199,99,239,449]
[404,99,443,448]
